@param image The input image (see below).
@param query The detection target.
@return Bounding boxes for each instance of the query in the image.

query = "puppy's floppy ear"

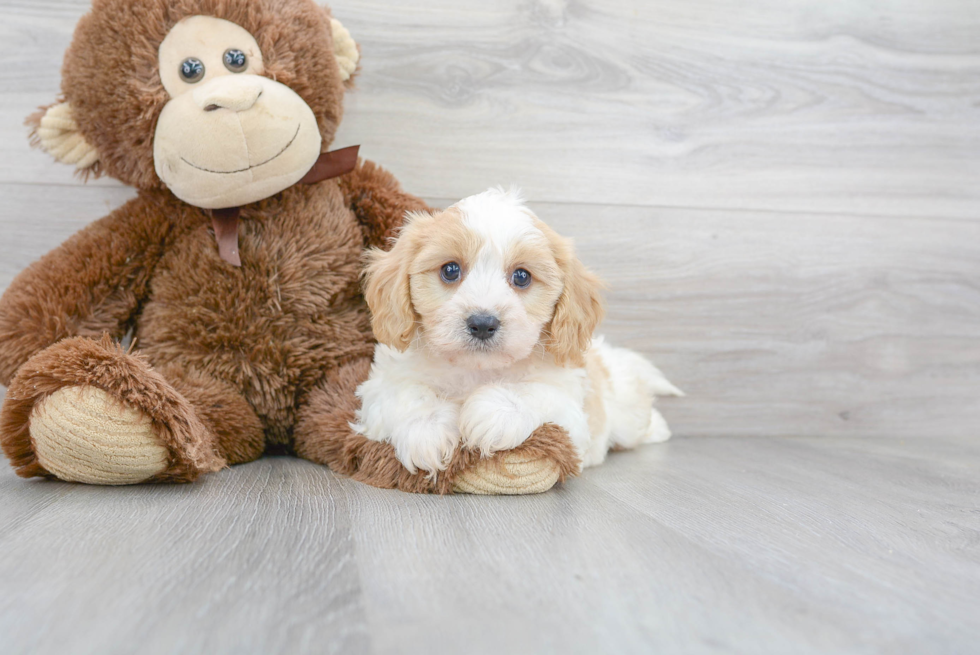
[363,215,423,350]
[544,231,606,367]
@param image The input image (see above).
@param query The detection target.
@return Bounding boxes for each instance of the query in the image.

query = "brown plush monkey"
[0,0,578,493]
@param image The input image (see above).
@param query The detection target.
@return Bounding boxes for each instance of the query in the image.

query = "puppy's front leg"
[459,383,591,458]
[353,376,460,476]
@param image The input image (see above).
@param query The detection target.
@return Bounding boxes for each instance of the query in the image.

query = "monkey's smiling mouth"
[180,124,301,175]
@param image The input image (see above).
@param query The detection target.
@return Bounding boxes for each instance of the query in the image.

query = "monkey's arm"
[337,159,433,249]
[0,194,174,385]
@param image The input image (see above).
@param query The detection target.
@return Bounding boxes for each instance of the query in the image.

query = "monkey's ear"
[27,102,100,172]
[330,18,360,86]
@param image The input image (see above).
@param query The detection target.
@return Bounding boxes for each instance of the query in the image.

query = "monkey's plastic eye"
[441,262,461,283]
[223,49,248,73]
[512,268,532,288]
[179,58,205,83]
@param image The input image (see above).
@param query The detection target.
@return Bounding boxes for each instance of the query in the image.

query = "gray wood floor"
[2,436,978,654]
[1,0,979,653]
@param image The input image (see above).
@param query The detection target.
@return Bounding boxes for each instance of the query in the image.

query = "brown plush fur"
[0,0,582,492]
[2,335,224,481]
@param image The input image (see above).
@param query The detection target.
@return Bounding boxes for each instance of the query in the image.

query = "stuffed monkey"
[0,0,579,494]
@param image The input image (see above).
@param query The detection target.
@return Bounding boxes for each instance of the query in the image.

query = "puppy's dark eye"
[223,49,248,73]
[512,268,532,288]
[179,57,206,83]
[440,262,461,283]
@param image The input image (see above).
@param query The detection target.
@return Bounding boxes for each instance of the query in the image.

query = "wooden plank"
[332,0,980,217]
[510,200,980,440]
[585,435,980,652]
[531,200,980,441]
[0,0,978,217]
[0,458,371,655]
[333,434,980,654]
[2,185,978,440]
[1,436,977,654]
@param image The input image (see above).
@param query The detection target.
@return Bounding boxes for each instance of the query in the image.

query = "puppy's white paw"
[390,414,461,475]
[643,407,673,444]
[459,385,540,456]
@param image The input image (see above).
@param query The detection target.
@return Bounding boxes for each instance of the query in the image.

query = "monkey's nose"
[466,314,500,341]
[193,76,264,113]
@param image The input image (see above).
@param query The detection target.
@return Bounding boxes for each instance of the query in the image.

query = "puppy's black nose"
[466,314,500,341]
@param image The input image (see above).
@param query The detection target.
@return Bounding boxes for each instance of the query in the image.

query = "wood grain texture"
[538,201,980,441]
[0,459,371,655]
[2,0,980,217]
[321,0,980,218]
[1,0,979,653]
[1,436,978,655]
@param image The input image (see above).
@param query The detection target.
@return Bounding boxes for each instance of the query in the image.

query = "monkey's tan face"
[153,16,323,209]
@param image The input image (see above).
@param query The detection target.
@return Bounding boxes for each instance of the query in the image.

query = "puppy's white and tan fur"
[354,188,681,475]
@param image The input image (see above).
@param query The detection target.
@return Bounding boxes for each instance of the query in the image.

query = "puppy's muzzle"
[466,314,500,342]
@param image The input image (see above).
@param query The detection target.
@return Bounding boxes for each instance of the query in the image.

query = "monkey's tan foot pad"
[453,450,562,495]
[30,386,168,485]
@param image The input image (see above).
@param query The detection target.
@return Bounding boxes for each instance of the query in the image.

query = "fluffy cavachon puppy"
[0,0,576,494]
[355,189,682,483]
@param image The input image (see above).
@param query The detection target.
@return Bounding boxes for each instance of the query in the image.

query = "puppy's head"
[364,188,604,368]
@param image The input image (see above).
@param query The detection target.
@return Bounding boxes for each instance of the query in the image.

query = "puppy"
[353,188,682,476]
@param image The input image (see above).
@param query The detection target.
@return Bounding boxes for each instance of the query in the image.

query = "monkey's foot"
[1,336,224,484]
[30,386,168,485]
[452,423,581,495]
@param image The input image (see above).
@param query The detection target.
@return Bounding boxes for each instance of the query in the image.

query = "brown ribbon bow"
[209,145,360,267]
